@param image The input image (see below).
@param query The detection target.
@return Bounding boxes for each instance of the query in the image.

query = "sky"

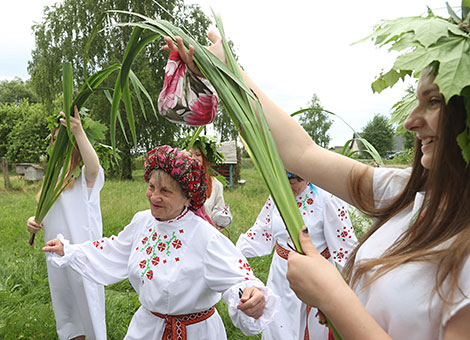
[0,0,461,146]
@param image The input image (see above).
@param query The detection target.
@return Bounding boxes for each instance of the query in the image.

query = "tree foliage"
[0,78,38,104]
[360,114,395,158]
[0,101,52,163]
[298,94,332,148]
[28,0,211,178]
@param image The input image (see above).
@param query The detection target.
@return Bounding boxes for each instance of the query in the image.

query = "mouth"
[150,202,162,210]
[421,137,434,146]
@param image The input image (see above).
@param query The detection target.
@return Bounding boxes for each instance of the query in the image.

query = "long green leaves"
[111,11,305,252]
[32,58,154,244]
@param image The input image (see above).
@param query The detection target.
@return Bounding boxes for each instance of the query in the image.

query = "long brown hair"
[36,129,82,201]
[197,148,213,199]
[344,93,470,306]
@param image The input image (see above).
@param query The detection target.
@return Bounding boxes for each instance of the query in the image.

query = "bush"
[0,101,53,163]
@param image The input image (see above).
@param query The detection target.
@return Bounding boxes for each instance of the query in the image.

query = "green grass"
[0,160,270,339]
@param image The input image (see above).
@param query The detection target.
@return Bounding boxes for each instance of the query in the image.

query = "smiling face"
[404,70,443,170]
[146,170,191,221]
[190,147,204,165]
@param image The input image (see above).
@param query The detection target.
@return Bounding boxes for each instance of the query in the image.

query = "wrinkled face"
[404,71,443,170]
[146,170,191,221]
[190,147,204,165]
[289,177,307,197]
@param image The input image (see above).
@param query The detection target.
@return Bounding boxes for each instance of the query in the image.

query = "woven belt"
[151,306,215,340]
[275,242,331,260]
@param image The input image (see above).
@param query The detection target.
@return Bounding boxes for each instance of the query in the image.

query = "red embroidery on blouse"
[336,225,354,242]
[337,206,348,221]
[332,248,349,263]
[152,256,160,266]
[262,229,273,242]
[238,259,253,280]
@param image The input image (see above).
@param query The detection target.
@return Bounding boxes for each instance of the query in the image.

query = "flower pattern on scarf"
[158,51,218,126]
[144,146,207,210]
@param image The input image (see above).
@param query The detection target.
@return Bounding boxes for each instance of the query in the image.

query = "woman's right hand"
[162,30,226,77]
[42,238,65,256]
[27,216,43,234]
[287,226,351,311]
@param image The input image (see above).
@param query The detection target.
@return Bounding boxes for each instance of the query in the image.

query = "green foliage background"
[360,114,395,157]
[298,94,332,148]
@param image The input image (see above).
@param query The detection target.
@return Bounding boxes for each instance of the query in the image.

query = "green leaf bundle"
[112,11,306,252]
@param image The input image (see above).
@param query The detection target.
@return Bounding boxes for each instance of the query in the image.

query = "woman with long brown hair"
[27,106,106,340]
[162,24,470,338]
[188,136,232,229]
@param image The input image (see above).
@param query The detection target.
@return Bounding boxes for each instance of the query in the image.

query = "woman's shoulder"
[373,167,412,206]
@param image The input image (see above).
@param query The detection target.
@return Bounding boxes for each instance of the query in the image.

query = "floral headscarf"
[144,145,207,210]
[158,51,219,126]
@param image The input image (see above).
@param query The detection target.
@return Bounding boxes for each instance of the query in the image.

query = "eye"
[428,97,442,108]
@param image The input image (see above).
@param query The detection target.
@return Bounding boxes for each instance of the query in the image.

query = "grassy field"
[0,158,372,339]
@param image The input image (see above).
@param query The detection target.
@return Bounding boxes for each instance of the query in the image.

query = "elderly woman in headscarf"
[42,145,276,340]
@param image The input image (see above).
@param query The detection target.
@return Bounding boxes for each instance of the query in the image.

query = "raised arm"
[163,34,373,205]
[61,105,100,187]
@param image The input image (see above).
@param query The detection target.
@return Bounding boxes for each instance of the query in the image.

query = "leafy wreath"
[363,2,470,162]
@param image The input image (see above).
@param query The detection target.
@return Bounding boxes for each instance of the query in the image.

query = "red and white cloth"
[158,51,219,126]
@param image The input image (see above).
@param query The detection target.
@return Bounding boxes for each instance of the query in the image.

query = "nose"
[403,104,424,132]
[147,189,162,203]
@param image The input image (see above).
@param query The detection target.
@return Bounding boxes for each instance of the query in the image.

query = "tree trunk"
[120,147,133,180]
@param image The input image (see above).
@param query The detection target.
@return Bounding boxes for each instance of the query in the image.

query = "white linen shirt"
[48,208,276,339]
[354,167,470,340]
[236,183,357,339]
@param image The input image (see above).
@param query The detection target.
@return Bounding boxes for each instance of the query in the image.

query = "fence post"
[2,157,10,190]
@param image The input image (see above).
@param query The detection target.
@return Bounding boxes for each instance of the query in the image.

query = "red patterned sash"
[275,242,331,260]
[151,306,215,340]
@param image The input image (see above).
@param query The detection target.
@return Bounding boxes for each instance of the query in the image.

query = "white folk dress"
[42,165,106,340]
[236,183,358,340]
[204,177,232,227]
[47,208,276,340]
[354,167,470,340]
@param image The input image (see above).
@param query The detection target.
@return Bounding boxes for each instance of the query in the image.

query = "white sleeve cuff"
[223,280,277,336]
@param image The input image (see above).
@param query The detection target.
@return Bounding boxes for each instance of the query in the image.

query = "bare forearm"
[74,129,100,184]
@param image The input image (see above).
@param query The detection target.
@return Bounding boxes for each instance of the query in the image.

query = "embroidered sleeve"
[322,193,358,270]
[236,196,275,257]
[204,232,276,335]
[46,212,141,285]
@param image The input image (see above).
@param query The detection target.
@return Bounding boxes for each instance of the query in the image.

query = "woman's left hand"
[60,105,84,136]
[237,286,266,319]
